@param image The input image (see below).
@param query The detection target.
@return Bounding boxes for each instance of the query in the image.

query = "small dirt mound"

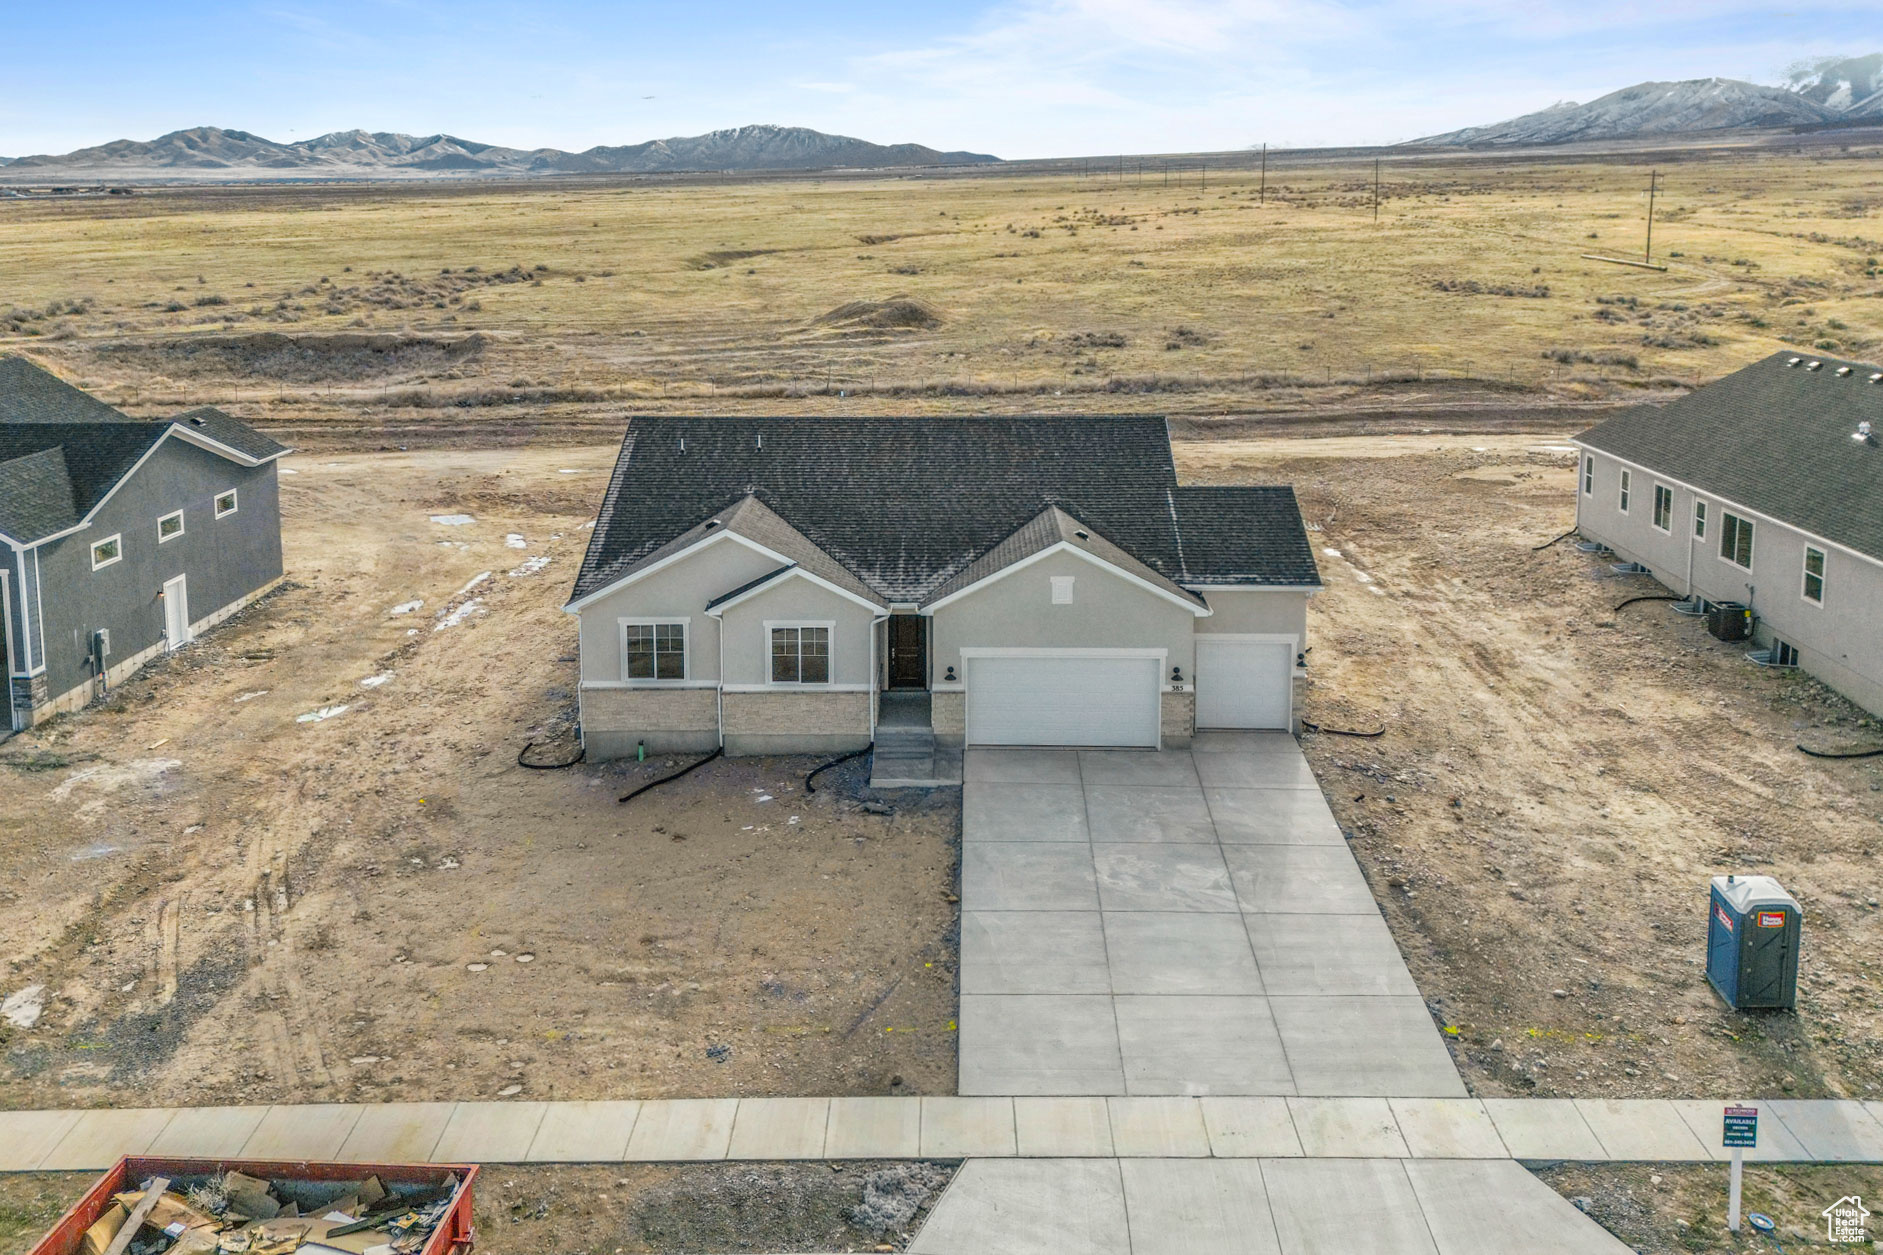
[94,331,490,382]
[814,295,942,331]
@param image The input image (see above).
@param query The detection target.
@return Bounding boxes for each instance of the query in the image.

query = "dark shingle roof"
[1577,350,1883,561]
[570,416,1318,606]
[1170,487,1322,585]
[0,357,291,543]
[172,406,292,461]
[0,356,125,424]
[923,506,1208,608]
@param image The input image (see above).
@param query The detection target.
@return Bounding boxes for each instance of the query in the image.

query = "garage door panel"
[966,655,1161,747]
[1195,639,1290,730]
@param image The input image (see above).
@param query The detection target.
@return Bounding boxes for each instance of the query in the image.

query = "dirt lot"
[1535,1162,1883,1252]
[0,1162,958,1255]
[0,447,959,1109]
[1185,434,1883,1102]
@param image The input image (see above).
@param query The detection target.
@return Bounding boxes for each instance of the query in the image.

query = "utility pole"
[1645,168,1658,263]
[1259,143,1267,205]
[1372,156,1381,223]
[1200,160,1206,192]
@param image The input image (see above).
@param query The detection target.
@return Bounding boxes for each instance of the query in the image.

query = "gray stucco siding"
[1576,446,1883,716]
[716,576,878,688]
[574,536,782,685]
[1193,588,1310,641]
[929,550,1198,680]
[31,440,282,705]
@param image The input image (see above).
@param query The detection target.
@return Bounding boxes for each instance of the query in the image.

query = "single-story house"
[1574,349,1883,714]
[1,356,290,729]
[565,416,1322,757]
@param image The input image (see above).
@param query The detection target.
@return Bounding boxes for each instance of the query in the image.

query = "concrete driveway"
[958,732,1465,1098]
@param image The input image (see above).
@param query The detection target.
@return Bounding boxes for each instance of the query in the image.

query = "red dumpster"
[27,1156,477,1255]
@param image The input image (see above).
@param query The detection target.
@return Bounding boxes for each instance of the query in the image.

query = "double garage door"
[964,641,1291,747]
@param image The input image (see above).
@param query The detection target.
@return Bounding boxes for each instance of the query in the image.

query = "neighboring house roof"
[0,356,291,545]
[571,416,1320,607]
[1577,349,1883,563]
[923,505,1208,610]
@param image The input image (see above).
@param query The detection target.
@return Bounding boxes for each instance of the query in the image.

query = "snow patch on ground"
[505,534,528,549]
[1,986,45,1030]
[49,759,182,802]
[278,468,298,475]
[296,705,349,724]
[360,674,393,689]
[435,600,485,630]
[558,468,582,474]
[390,599,424,615]
[234,690,269,703]
[454,572,492,597]
[508,556,551,577]
[430,514,475,526]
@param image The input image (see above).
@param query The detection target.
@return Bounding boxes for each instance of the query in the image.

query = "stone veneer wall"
[722,690,872,756]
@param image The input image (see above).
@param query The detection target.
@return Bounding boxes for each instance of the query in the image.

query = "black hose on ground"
[618,746,724,804]
[1614,594,1687,612]
[517,739,586,770]
[1532,528,1578,552]
[806,743,875,794]
[1301,720,1387,739]
[1797,743,1883,760]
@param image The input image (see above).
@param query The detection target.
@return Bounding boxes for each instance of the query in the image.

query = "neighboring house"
[565,416,1321,757]
[1,357,291,730]
[1574,349,1883,715]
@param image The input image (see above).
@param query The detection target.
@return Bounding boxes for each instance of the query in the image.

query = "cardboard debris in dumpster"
[31,1158,477,1255]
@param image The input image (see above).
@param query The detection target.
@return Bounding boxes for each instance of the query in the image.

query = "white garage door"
[965,653,1162,747]
[1195,638,1292,729]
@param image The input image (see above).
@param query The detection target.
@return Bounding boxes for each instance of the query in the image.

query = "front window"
[1803,547,1825,605]
[623,621,686,680]
[770,625,830,684]
[158,511,185,542]
[1652,484,1672,531]
[91,535,122,570]
[1618,469,1631,513]
[1720,513,1754,569]
[1693,500,1708,539]
[214,490,238,518]
[1582,457,1594,495]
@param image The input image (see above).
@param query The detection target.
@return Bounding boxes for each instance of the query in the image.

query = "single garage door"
[965,653,1162,747]
[1195,638,1292,729]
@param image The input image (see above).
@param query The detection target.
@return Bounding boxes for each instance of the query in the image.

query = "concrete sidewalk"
[958,735,1463,1097]
[5,1095,1880,1171]
[908,1157,1635,1255]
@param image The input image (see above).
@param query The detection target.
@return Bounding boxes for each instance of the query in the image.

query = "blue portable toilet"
[1707,875,1802,1010]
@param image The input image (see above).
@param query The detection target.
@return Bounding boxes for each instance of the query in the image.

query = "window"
[1720,513,1754,569]
[214,490,238,518]
[1774,640,1800,667]
[1803,547,1825,605]
[770,625,830,684]
[157,511,185,543]
[1582,456,1594,495]
[1652,484,1673,532]
[1693,500,1708,540]
[1050,576,1075,604]
[1618,469,1631,513]
[90,535,122,570]
[621,621,686,680]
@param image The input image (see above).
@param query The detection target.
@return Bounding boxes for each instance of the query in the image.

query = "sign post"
[1723,1105,1759,1232]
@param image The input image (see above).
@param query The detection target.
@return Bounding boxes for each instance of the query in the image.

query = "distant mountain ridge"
[1415,54,1883,147]
[0,123,999,178]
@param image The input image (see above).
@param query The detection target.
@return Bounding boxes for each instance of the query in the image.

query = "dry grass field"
[1,139,1879,448]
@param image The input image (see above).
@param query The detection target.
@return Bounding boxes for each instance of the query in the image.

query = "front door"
[888,614,927,689]
[162,574,191,651]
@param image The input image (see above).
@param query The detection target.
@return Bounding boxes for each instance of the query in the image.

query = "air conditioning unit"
[1706,602,1751,642]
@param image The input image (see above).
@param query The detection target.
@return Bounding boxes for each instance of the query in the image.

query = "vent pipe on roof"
[1837,366,1852,377]
[1856,421,1874,445]
[1808,360,1823,371]
[679,437,686,453]
[1787,356,1802,367]
[757,434,763,450]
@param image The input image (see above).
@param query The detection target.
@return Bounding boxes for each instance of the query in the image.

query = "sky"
[3,1,1880,159]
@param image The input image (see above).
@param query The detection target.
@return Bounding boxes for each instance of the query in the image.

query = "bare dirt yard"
[0,446,959,1111]
[1535,1162,1883,1252]
[1182,434,1883,1103]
